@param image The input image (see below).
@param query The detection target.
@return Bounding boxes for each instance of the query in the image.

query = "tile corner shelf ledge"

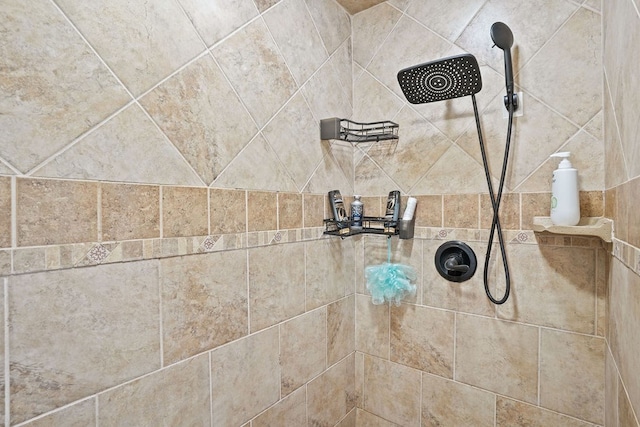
[531,216,613,243]
[320,118,399,143]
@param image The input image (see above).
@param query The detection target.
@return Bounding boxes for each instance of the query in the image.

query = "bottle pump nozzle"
[550,152,572,169]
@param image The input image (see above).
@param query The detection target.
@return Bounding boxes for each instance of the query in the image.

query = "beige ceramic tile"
[210,188,246,234]
[411,145,489,195]
[162,186,208,238]
[263,0,327,84]
[178,0,258,46]
[443,194,479,229]
[414,195,442,227]
[354,155,397,197]
[141,55,258,185]
[307,354,356,427]
[497,244,597,334]
[422,374,495,427]
[605,187,616,220]
[0,284,3,422]
[56,0,204,96]
[540,329,605,424]
[496,397,595,427]
[596,248,608,337]
[355,294,389,358]
[351,70,404,129]
[280,308,326,396]
[9,261,160,424]
[390,304,454,377]
[253,0,281,12]
[252,387,307,427]
[337,409,357,427]
[605,347,619,427]
[214,135,298,192]
[616,180,629,242]
[579,190,605,218]
[628,177,640,248]
[328,296,355,366]
[306,238,354,309]
[480,193,520,230]
[356,408,400,427]
[338,0,385,15]
[33,104,203,187]
[304,194,325,227]
[0,177,11,248]
[278,192,302,230]
[212,19,297,127]
[247,190,277,232]
[367,107,452,192]
[16,178,98,246]
[262,94,327,190]
[21,398,96,427]
[98,355,210,426]
[406,0,485,42]
[519,8,602,127]
[160,250,248,365]
[328,40,354,107]
[619,380,640,427]
[456,314,538,404]
[363,355,421,426]
[101,183,160,241]
[302,59,352,121]
[211,327,280,426]
[304,0,350,55]
[0,0,129,174]
[521,192,551,230]
[249,243,305,331]
[609,258,640,418]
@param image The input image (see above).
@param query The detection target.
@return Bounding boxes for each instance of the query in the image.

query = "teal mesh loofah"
[365,238,417,305]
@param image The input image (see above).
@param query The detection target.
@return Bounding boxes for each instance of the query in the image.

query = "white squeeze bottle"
[550,152,580,226]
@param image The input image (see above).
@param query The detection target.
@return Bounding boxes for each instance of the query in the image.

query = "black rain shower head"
[491,22,516,103]
[396,53,482,105]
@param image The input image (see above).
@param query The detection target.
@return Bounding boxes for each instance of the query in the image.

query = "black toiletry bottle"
[328,190,349,229]
[385,190,401,233]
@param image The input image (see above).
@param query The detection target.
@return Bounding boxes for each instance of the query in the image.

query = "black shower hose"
[471,94,513,304]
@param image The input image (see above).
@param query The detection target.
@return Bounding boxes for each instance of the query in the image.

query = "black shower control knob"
[435,241,477,283]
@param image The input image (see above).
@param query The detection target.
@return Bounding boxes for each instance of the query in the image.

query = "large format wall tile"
[98,354,210,426]
[496,397,595,427]
[177,0,258,47]
[56,0,204,96]
[356,294,389,358]
[0,0,129,174]
[390,304,454,377]
[253,387,307,426]
[306,238,354,309]
[280,308,326,395]
[263,0,327,85]
[328,295,356,366]
[497,244,597,334]
[211,327,280,426]
[212,19,297,128]
[539,329,605,424]
[308,354,356,427]
[160,250,248,365]
[456,314,538,404]
[305,0,350,55]
[9,261,161,424]
[363,356,421,426]
[20,398,96,427]
[141,55,258,185]
[33,105,203,186]
[422,373,495,427]
[249,243,305,331]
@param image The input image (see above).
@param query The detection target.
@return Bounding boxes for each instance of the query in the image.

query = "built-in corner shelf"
[320,118,399,143]
[531,217,613,243]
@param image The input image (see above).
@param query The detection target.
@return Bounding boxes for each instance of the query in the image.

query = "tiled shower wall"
[603,0,640,426]
[1,1,635,427]
[351,0,618,426]
[0,0,359,425]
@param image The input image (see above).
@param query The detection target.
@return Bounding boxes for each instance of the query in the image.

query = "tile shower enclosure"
[0,0,638,426]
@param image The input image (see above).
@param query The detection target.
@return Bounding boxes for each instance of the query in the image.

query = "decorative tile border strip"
[612,238,640,277]
[0,226,611,277]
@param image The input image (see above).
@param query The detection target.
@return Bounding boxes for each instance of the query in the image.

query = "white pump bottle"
[550,152,580,226]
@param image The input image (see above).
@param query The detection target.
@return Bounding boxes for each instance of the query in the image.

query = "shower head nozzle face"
[396,54,482,105]
[491,22,514,50]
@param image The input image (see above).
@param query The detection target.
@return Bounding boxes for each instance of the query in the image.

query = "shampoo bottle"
[550,152,580,226]
[350,195,363,231]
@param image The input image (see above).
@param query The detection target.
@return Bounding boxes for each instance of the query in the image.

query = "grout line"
[158,262,164,368]
[95,395,99,427]
[452,312,457,380]
[10,176,16,249]
[97,184,102,242]
[158,186,164,240]
[208,352,214,426]
[537,326,541,406]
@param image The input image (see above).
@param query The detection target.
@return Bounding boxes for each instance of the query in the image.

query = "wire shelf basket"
[320,118,399,143]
